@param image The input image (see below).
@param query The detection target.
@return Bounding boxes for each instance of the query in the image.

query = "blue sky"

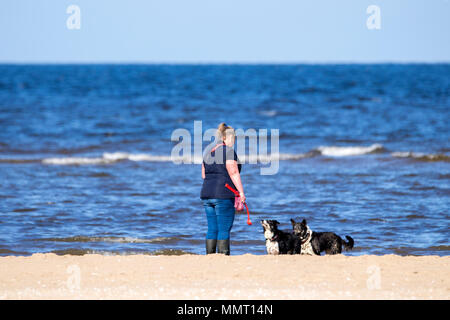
[0,0,449,63]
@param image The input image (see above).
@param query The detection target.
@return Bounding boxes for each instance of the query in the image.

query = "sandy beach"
[0,253,448,300]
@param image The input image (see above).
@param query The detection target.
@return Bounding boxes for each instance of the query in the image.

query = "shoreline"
[0,253,448,299]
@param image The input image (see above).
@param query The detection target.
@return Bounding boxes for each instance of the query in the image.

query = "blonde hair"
[217,122,235,142]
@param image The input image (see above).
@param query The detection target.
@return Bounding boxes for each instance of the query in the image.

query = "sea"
[0,64,448,256]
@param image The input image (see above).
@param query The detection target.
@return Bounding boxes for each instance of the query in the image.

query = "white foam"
[104,152,201,163]
[102,152,130,161]
[278,153,310,160]
[259,110,278,117]
[46,236,176,244]
[128,154,178,162]
[317,144,384,157]
[42,153,202,165]
[391,151,447,161]
[40,145,384,165]
[391,151,414,158]
[94,236,172,243]
[42,157,112,165]
[241,153,309,163]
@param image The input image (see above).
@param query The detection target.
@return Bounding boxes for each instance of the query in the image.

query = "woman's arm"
[202,162,205,179]
[226,160,245,202]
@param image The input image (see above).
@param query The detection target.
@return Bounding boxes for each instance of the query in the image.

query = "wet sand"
[0,253,448,299]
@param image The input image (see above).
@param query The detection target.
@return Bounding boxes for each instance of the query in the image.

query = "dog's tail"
[343,236,354,251]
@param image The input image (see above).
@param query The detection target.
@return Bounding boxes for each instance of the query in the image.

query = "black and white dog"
[290,219,354,255]
[261,220,301,255]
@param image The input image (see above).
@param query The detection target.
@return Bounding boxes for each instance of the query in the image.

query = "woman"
[200,123,245,255]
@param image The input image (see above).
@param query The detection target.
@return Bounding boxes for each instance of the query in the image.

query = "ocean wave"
[239,152,312,163]
[2,144,449,165]
[40,152,311,165]
[42,157,112,165]
[315,143,385,157]
[258,110,278,117]
[39,145,381,165]
[36,236,181,244]
[104,152,174,162]
[42,152,184,165]
[391,152,450,162]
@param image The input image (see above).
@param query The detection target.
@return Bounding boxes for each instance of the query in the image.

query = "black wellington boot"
[206,239,217,254]
[217,239,230,256]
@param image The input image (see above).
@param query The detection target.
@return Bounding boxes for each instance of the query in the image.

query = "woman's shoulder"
[224,146,239,162]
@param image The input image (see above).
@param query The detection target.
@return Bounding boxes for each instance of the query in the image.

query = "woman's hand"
[239,192,246,203]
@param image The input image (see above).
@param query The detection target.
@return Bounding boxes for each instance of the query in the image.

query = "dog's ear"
[274,220,280,226]
[301,219,307,226]
[290,218,296,226]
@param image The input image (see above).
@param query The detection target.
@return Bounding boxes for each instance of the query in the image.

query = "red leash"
[225,183,252,225]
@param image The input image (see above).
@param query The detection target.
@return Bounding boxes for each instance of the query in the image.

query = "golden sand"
[0,253,448,299]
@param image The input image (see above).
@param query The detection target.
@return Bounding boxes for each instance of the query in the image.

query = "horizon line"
[0,60,449,65]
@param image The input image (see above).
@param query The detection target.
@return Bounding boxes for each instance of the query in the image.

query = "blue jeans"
[203,198,235,240]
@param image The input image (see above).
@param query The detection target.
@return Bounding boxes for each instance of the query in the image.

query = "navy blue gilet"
[200,145,241,199]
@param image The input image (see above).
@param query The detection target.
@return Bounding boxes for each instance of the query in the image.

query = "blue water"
[0,64,449,256]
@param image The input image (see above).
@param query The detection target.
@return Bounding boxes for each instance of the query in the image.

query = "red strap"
[211,143,225,153]
[244,202,252,225]
[224,183,239,196]
[225,183,252,225]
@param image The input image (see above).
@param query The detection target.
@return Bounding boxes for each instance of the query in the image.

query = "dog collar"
[271,234,279,242]
[301,232,311,244]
